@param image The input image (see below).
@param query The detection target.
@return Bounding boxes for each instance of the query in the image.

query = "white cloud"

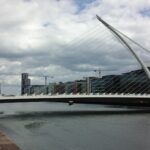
[0,0,150,87]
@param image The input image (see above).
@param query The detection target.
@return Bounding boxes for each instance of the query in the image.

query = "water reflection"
[0,102,149,119]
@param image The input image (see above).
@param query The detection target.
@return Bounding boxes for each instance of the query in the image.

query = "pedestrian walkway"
[0,132,20,150]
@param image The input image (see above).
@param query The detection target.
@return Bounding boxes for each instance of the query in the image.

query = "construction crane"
[0,73,54,86]
[29,74,53,86]
[93,69,115,78]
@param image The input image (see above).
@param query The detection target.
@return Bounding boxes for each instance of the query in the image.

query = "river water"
[0,102,150,150]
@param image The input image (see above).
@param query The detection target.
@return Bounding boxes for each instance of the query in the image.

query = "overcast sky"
[0,0,150,85]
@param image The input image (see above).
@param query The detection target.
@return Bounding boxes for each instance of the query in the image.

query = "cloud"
[0,0,150,86]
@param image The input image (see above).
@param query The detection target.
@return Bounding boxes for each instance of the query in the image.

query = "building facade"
[21,73,31,95]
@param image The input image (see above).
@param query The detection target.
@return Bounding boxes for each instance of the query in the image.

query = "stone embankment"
[0,132,20,150]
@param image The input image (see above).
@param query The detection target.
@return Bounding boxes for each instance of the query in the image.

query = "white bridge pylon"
[96,15,150,80]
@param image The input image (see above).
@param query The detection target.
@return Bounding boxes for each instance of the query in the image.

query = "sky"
[0,0,150,85]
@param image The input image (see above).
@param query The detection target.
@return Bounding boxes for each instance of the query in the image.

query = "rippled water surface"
[0,102,150,150]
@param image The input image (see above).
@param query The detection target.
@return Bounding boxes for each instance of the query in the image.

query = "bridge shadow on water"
[1,107,150,120]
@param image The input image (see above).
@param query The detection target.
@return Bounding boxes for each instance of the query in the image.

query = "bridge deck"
[0,94,150,106]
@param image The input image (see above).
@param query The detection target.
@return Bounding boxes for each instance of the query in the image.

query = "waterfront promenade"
[0,132,20,150]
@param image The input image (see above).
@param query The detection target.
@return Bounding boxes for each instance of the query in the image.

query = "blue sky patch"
[74,0,96,12]
[139,7,150,17]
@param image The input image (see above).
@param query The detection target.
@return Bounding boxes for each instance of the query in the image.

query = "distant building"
[48,82,65,94]
[85,76,120,94]
[54,82,65,94]
[120,69,150,94]
[21,68,150,95]
[29,85,47,95]
[21,73,31,95]
[87,69,150,94]
[74,80,87,94]
[65,81,74,94]
[101,75,121,94]
[48,83,56,94]
[90,77,105,93]
[86,77,97,94]
[48,80,87,95]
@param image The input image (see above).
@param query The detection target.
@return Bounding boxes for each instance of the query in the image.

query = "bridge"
[0,94,150,107]
[0,15,150,106]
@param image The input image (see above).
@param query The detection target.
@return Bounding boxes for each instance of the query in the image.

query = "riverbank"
[0,132,20,150]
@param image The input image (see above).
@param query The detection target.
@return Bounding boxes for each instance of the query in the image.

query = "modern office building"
[65,81,75,94]
[86,75,120,94]
[86,77,97,94]
[29,85,46,95]
[74,80,87,94]
[21,68,150,95]
[21,73,31,95]
[90,77,105,94]
[120,69,150,94]
[48,82,65,94]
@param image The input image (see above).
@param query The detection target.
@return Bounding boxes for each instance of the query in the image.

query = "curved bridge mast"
[96,15,150,80]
